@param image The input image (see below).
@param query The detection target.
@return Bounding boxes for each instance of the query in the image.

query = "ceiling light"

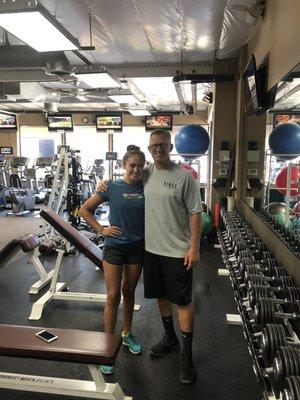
[128,109,151,116]
[197,36,209,49]
[131,77,179,109]
[108,90,138,104]
[76,73,120,89]
[0,2,79,52]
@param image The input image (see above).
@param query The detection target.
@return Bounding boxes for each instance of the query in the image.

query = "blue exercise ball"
[269,123,300,160]
[175,124,210,160]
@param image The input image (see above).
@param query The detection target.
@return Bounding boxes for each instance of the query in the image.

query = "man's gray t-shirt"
[143,163,202,258]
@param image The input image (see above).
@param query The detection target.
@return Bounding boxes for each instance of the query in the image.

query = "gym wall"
[248,0,300,91]
[0,132,18,155]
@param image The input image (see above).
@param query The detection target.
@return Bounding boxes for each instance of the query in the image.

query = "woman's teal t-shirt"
[97,179,144,246]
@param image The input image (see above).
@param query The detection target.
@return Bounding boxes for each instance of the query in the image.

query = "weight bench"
[0,235,55,294]
[0,324,131,399]
[29,208,140,320]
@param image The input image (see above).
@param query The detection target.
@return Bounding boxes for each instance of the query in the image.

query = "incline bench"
[29,209,140,320]
[0,234,55,294]
[0,324,131,399]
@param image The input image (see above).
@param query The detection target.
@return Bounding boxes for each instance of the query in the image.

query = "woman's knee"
[106,290,121,306]
[122,284,135,299]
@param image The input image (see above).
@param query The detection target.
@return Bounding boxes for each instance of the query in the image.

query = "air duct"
[0,45,70,74]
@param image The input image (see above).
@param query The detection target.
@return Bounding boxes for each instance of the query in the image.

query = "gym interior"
[0,1,300,399]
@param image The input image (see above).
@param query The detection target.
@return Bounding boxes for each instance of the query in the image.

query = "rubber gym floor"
[0,217,262,400]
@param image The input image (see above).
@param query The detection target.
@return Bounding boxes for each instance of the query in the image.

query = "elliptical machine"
[7,157,37,216]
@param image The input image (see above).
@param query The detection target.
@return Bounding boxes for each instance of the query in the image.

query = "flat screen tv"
[243,55,260,115]
[145,115,172,131]
[0,111,17,130]
[96,115,122,131]
[47,114,73,131]
[243,55,276,115]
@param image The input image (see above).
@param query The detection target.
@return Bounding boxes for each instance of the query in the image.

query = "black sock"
[162,316,176,339]
[181,331,193,361]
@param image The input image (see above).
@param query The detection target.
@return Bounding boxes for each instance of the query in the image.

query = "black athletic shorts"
[102,240,144,265]
[143,251,193,306]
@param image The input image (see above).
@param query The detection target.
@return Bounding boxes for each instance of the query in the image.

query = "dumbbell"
[282,376,300,400]
[239,256,277,269]
[249,286,300,309]
[241,265,288,283]
[259,324,300,365]
[273,346,300,392]
[254,298,300,330]
[246,274,294,291]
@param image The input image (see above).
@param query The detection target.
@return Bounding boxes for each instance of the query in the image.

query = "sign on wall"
[0,146,13,155]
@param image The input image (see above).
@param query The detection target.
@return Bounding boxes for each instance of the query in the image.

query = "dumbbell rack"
[218,209,300,400]
[255,209,300,259]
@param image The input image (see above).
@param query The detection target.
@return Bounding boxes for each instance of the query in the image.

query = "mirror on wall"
[255,62,300,247]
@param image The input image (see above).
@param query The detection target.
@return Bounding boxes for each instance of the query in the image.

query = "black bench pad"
[0,325,121,365]
[0,239,20,267]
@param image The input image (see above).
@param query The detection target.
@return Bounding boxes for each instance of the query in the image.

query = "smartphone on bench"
[36,330,58,343]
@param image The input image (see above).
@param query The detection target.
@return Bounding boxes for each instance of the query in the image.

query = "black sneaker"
[180,359,197,384]
[150,335,180,357]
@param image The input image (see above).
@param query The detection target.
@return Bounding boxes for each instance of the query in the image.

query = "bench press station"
[29,208,140,320]
[0,324,131,399]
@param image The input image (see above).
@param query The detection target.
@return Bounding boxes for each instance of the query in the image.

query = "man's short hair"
[150,129,171,141]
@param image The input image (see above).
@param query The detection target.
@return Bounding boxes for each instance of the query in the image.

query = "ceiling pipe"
[173,74,235,83]
[191,83,197,115]
[174,81,188,115]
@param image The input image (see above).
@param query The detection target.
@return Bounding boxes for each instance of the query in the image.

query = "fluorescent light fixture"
[131,77,179,109]
[109,94,138,104]
[0,3,79,52]
[76,73,120,89]
[128,109,151,116]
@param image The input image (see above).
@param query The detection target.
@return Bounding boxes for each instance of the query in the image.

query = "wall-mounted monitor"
[145,115,172,131]
[273,113,300,127]
[243,55,260,115]
[47,114,73,131]
[243,55,276,115]
[96,114,122,131]
[0,111,17,130]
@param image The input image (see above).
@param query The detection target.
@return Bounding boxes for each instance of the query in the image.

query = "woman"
[79,146,145,375]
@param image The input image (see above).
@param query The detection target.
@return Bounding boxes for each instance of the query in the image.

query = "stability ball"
[175,124,210,160]
[275,213,292,228]
[275,166,300,196]
[269,123,300,160]
[201,212,212,236]
[264,202,290,216]
[180,163,198,179]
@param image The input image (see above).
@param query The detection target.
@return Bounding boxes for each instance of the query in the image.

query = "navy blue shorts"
[103,240,144,265]
[143,251,193,306]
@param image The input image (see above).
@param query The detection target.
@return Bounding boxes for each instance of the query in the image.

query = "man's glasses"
[149,143,170,150]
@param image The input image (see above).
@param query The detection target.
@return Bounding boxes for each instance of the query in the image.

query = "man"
[143,129,202,384]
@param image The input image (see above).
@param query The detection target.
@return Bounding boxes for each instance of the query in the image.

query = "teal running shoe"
[100,365,115,375]
[122,332,142,354]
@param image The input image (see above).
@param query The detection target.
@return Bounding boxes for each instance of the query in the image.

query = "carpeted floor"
[0,229,263,400]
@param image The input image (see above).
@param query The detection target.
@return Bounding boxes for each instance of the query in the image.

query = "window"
[66,126,109,177]
[20,126,61,180]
